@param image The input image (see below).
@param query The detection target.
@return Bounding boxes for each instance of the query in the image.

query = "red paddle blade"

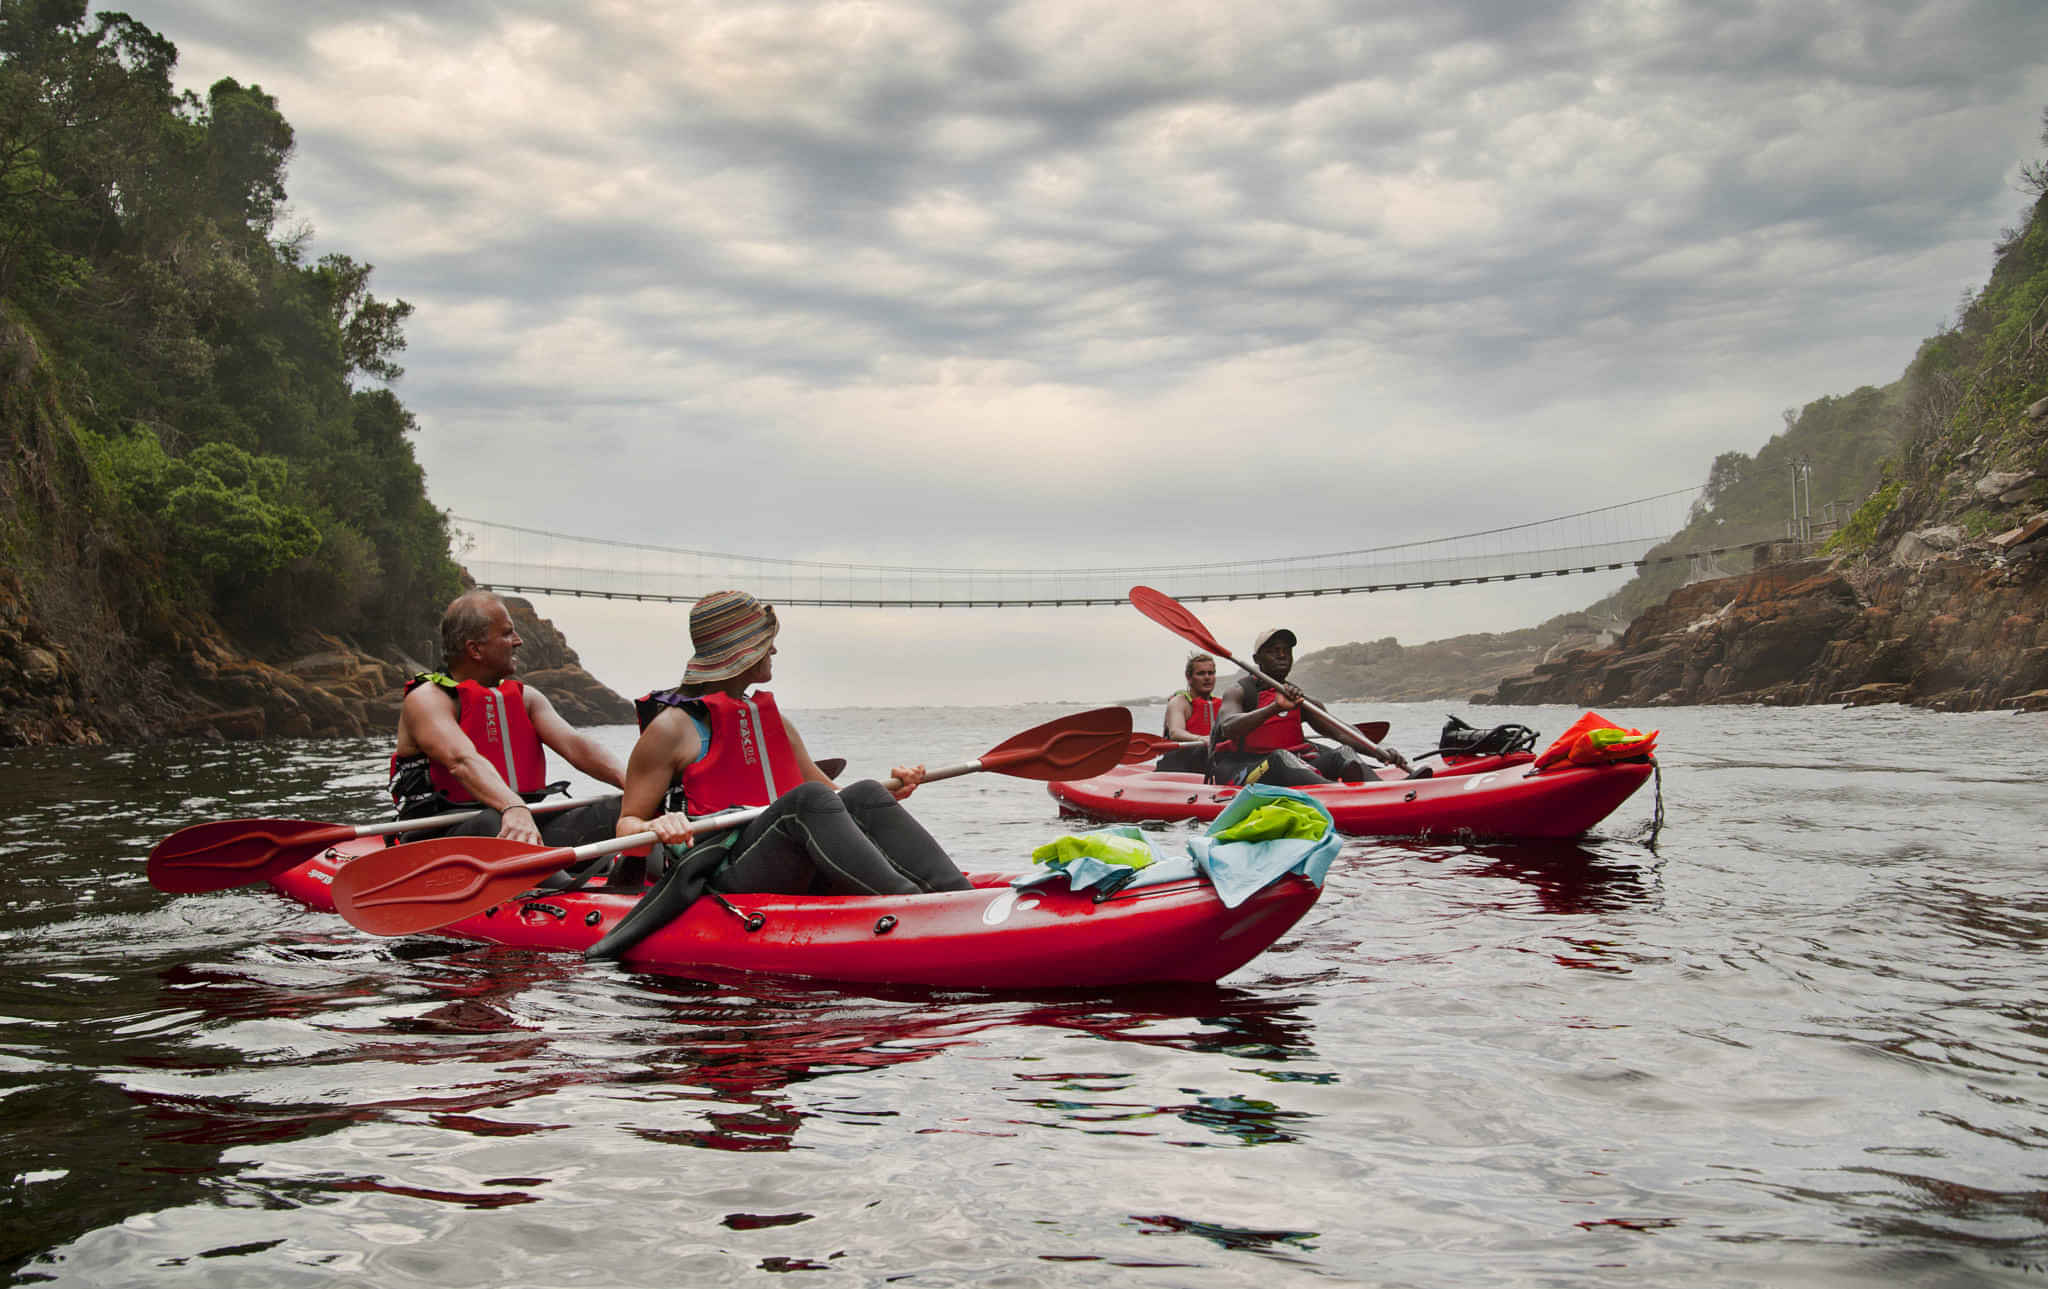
[1129,585,1227,655]
[1362,721,1390,743]
[331,837,577,936]
[978,706,1133,780]
[147,819,356,894]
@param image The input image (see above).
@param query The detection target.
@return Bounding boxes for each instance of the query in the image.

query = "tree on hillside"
[0,0,176,301]
[1,1,458,658]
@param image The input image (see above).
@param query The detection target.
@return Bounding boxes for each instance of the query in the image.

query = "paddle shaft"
[1208,646,1399,761]
[462,759,991,875]
[359,793,617,841]
[1127,584,1395,762]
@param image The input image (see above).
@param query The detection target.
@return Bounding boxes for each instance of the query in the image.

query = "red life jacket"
[390,673,547,808]
[1166,691,1222,737]
[1239,686,1309,753]
[681,690,805,815]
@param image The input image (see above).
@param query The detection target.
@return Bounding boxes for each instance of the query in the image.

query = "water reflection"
[1130,1212,1319,1259]
[99,943,1329,1171]
[1369,836,1664,916]
[1,931,1334,1281]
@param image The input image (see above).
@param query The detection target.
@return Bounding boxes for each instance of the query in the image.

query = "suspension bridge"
[453,486,1765,609]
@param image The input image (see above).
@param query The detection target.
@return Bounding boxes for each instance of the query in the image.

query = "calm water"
[2,702,2044,1287]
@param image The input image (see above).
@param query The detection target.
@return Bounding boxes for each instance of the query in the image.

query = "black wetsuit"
[711,779,971,896]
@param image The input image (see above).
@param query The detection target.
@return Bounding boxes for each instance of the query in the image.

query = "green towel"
[1031,830,1156,869]
[1211,798,1329,844]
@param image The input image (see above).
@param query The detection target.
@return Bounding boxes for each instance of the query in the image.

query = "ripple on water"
[3,707,2047,1285]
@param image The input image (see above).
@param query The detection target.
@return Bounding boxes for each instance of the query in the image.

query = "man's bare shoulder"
[401,680,456,717]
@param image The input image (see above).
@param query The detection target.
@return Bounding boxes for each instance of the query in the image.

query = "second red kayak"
[1049,756,1654,840]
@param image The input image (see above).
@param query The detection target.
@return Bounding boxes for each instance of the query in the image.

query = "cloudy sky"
[146,0,2047,712]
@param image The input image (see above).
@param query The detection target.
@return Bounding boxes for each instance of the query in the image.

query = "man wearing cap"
[1210,625,1409,787]
[389,590,625,846]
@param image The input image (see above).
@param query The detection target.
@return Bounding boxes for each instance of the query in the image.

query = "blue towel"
[1184,785,1340,908]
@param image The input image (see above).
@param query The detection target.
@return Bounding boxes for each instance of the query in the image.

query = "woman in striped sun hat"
[614,590,971,911]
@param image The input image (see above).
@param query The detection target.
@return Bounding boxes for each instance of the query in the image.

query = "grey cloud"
[139,0,2047,583]
[252,0,2040,414]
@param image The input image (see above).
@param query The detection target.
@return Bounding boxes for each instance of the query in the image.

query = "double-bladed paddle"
[1128,585,1404,768]
[147,759,853,895]
[146,794,621,894]
[330,705,1136,937]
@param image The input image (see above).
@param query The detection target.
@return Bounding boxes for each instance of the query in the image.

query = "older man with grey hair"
[388,590,624,848]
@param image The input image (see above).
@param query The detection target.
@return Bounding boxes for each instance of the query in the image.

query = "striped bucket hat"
[682,591,779,684]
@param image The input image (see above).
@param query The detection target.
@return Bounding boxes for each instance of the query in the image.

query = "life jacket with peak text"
[388,673,548,817]
[1166,691,1222,737]
[678,689,805,816]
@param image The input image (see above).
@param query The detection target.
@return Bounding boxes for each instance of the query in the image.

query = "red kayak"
[1048,755,1654,840]
[269,839,1323,990]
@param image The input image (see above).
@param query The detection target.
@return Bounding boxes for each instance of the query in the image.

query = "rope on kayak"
[1641,761,1664,851]
[708,890,766,932]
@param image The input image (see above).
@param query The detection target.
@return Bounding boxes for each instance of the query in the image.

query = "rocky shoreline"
[1475,528,2048,712]
[0,588,632,747]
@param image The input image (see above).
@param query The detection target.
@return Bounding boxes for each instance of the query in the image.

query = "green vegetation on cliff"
[1308,110,2048,707]
[1295,379,1920,702]
[1574,110,2048,624]
[0,1,460,688]
[1574,382,1910,626]
[1864,118,2048,549]
[1471,113,2048,713]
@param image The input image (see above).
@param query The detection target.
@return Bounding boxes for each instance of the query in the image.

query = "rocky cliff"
[1290,615,1624,703]
[1481,171,2048,714]
[1478,495,2048,712]
[0,586,632,747]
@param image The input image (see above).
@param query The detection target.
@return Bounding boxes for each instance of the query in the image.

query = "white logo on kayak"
[1463,772,1499,793]
[981,891,1042,925]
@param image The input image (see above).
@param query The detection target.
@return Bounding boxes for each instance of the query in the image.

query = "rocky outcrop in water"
[1290,615,1623,703]
[1476,533,2048,711]
[0,585,631,747]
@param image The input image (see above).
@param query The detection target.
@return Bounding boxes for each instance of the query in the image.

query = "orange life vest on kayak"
[389,673,548,814]
[1167,691,1222,737]
[680,690,805,815]
[1532,710,1659,771]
